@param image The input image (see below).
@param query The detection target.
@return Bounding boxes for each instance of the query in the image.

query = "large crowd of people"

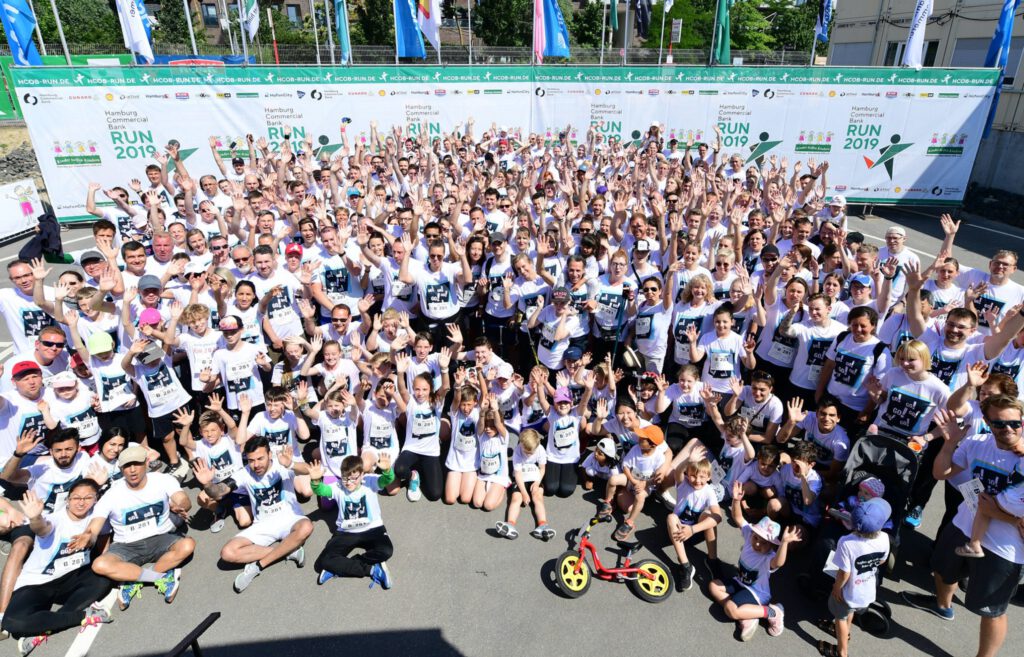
[0,120,1022,657]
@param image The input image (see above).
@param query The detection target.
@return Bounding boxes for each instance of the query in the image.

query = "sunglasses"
[233,256,251,263]
[989,419,1022,430]
[642,286,660,292]
[211,244,228,251]
[40,339,66,348]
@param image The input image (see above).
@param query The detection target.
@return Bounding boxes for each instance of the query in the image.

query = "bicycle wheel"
[556,550,592,598]
[628,559,674,603]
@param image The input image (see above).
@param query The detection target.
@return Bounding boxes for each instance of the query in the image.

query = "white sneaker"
[233,562,260,594]
[210,517,226,533]
[660,489,677,508]
[287,546,305,568]
[170,461,190,482]
[406,470,422,502]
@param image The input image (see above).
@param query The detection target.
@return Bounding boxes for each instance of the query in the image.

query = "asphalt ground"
[0,208,1021,657]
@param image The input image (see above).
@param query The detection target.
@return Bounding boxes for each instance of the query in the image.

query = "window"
[884,40,938,67]
[829,42,873,65]
[285,4,301,25]
[201,4,219,27]
[952,36,1024,86]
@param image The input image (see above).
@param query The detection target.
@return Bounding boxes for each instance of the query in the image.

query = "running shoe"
[118,582,143,610]
[16,634,48,656]
[767,603,785,636]
[406,470,422,502]
[155,568,181,603]
[232,563,260,594]
[317,569,336,586]
[287,546,306,568]
[369,562,393,590]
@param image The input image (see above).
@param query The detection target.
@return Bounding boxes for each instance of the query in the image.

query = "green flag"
[712,0,731,65]
[610,0,618,31]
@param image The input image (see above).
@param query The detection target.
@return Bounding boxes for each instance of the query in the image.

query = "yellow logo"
[894,187,902,193]
[595,88,602,95]
[105,93,114,101]
[378,90,386,96]
[828,90,836,97]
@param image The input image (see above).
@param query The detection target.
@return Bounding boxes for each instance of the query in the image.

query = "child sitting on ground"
[580,437,620,492]
[666,458,723,592]
[710,480,802,642]
[495,429,556,541]
[608,425,668,542]
[816,497,892,657]
[735,445,782,520]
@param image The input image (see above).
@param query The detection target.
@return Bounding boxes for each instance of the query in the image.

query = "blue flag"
[335,0,352,64]
[393,0,425,59]
[1,0,43,66]
[983,0,1020,137]
[541,0,570,59]
[137,0,153,41]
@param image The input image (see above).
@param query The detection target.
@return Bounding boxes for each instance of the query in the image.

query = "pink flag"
[533,0,545,64]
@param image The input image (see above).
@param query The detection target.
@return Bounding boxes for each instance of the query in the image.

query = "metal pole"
[308,0,322,65]
[182,0,199,56]
[599,0,606,65]
[343,0,353,65]
[708,0,719,66]
[236,0,249,63]
[222,0,237,56]
[25,0,46,56]
[267,7,280,64]
[623,0,631,65]
[323,0,336,65]
[467,0,472,64]
[658,1,667,65]
[808,37,816,66]
[392,1,399,65]
[47,0,71,65]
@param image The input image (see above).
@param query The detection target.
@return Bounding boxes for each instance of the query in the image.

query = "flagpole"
[47,0,71,65]
[324,0,336,65]
[658,1,667,66]
[182,0,199,56]
[236,0,250,63]
[222,0,237,56]
[467,0,472,64]
[392,0,399,65]
[599,0,606,65]
[808,38,816,66]
[25,0,47,56]
[308,0,322,65]
[267,7,280,64]
[623,0,631,65]
[343,0,353,65]
[708,0,719,66]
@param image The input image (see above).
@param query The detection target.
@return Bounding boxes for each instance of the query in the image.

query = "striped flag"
[241,0,259,41]
[115,0,154,64]
[1,0,43,66]
[814,0,835,42]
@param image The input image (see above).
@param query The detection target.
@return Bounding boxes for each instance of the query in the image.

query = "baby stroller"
[799,433,920,637]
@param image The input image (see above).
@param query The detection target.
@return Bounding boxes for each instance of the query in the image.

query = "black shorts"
[151,405,190,440]
[931,523,1022,618]
[99,405,147,439]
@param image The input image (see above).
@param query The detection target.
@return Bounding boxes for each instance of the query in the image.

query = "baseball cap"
[495,363,514,380]
[50,371,78,389]
[285,243,303,257]
[79,250,104,264]
[138,308,163,326]
[829,195,847,207]
[11,360,41,378]
[850,272,873,288]
[137,275,162,292]
[183,261,206,276]
[595,184,608,195]
[136,342,164,363]
[852,497,892,534]
[761,244,780,259]
[218,315,242,332]
[563,346,583,362]
[551,287,570,303]
[858,477,886,499]
[634,239,650,253]
[635,424,664,447]
[231,157,246,167]
[596,437,618,460]
[489,231,506,244]
[117,444,149,468]
[86,332,115,354]
[749,516,782,546]
[886,226,907,238]
[553,387,572,404]
[346,187,362,198]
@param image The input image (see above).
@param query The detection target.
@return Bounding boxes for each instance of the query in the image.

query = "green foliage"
[764,0,819,54]
[34,0,122,44]
[646,0,784,53]
[473,0,531,47]
[258,8,316,45]
[355,0,395,46]
[152,0,208,47]
[569,0,605,48]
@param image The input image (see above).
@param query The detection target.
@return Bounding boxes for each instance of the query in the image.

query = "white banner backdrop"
[0,178,41,239]
[9,65,998,220]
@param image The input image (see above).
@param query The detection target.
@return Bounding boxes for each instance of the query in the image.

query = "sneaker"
[705,557,724,582]
[766,603,785,636]
[287,546,306,568]
[80,607,112,631]
[317,569,336,586]
[904,505,923,528]
[530,524,556,541]
[660,489,678,509]
[495,521,519,540]
[900,591,954,621]
[597,500,613,518]
[612,521,635,542]
[406,470,422,502]
[233,563,260,594]
[118,582,143,610]
[739,618,759,642]
[676,563,694,592]
[155,568,181,603]
[170,460,190,482]
[209,517,226,533]
[16,635,48,656]
[369,562,393,590]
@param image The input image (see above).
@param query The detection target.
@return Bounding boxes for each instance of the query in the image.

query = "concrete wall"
[969,121,1024,193]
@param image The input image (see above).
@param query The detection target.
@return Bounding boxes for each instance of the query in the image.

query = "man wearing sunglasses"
[902,395,1024,657]
[0,327,70,394]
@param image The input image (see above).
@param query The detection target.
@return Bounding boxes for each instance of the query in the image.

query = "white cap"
[496,363,514,380]
[50,371,78,389]
[184,261,206,275]
[829,195,847,207]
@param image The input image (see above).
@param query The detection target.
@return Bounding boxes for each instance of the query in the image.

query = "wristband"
[12,451,25,459]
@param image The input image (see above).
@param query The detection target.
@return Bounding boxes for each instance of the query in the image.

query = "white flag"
[902,0,932,68]
[241,0,259,41]
[417,0,441,52]
[115,0,154,64]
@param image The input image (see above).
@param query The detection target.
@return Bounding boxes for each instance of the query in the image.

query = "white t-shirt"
[734,523,778,605]
[512,444,547,483]
[15,509,93,589]
[798,416,850,466]
[536,305,580,370]
[735,388,784,435]
[0,286,55,353]
[194,435,243,483]
[834,532,890,609]
[665,382,708,428]
[91,473,183,543]
[89,354,138,413]
[621,445,667,483]
[133,356,191,419]
[177,329,225,391]
[672,479,719,524]
[403,398,443,457]
[43,386,101,446]
[317,411,360,478]
[788,319,845,391]
[324,475,388,533]
[26,452,93,514]
[546,410,583,465]
[826,334,891,411]
[362,402,400,454]
[951,435,1024,564]
[778,463,823,526]
[873,369,950,437]
[247,411,302,458]
[416,261,463,320]
[230,461,304,524]
[212,344,266,409]
[698,331,745,392]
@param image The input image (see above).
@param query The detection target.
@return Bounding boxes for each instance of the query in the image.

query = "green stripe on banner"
[9,66,1001,88]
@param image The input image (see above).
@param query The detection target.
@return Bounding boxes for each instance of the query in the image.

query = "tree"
[568,0,605,48]
[257,8,316,46]
[764,0,818,55]
[646,0,776,53]
[355,0,395,46]
[35,0,122,44]
[473,0,531,47]
[152,0,208,47]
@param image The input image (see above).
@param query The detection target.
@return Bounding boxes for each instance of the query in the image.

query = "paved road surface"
[0,209,1020,657]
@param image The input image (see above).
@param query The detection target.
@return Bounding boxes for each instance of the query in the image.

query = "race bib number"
[251,481,285,517]
[340,496,370,530]
[552,420,576,449]
[480,453,501,475]
[412,411,436,439]
[767,335,796,364]
[519,463,541,481]
[122,501,164,537]
[635,315,653,340]
[709,351,733,379]
[44,541,89,577]
[144,365,177,406]
[67,408,99,437]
